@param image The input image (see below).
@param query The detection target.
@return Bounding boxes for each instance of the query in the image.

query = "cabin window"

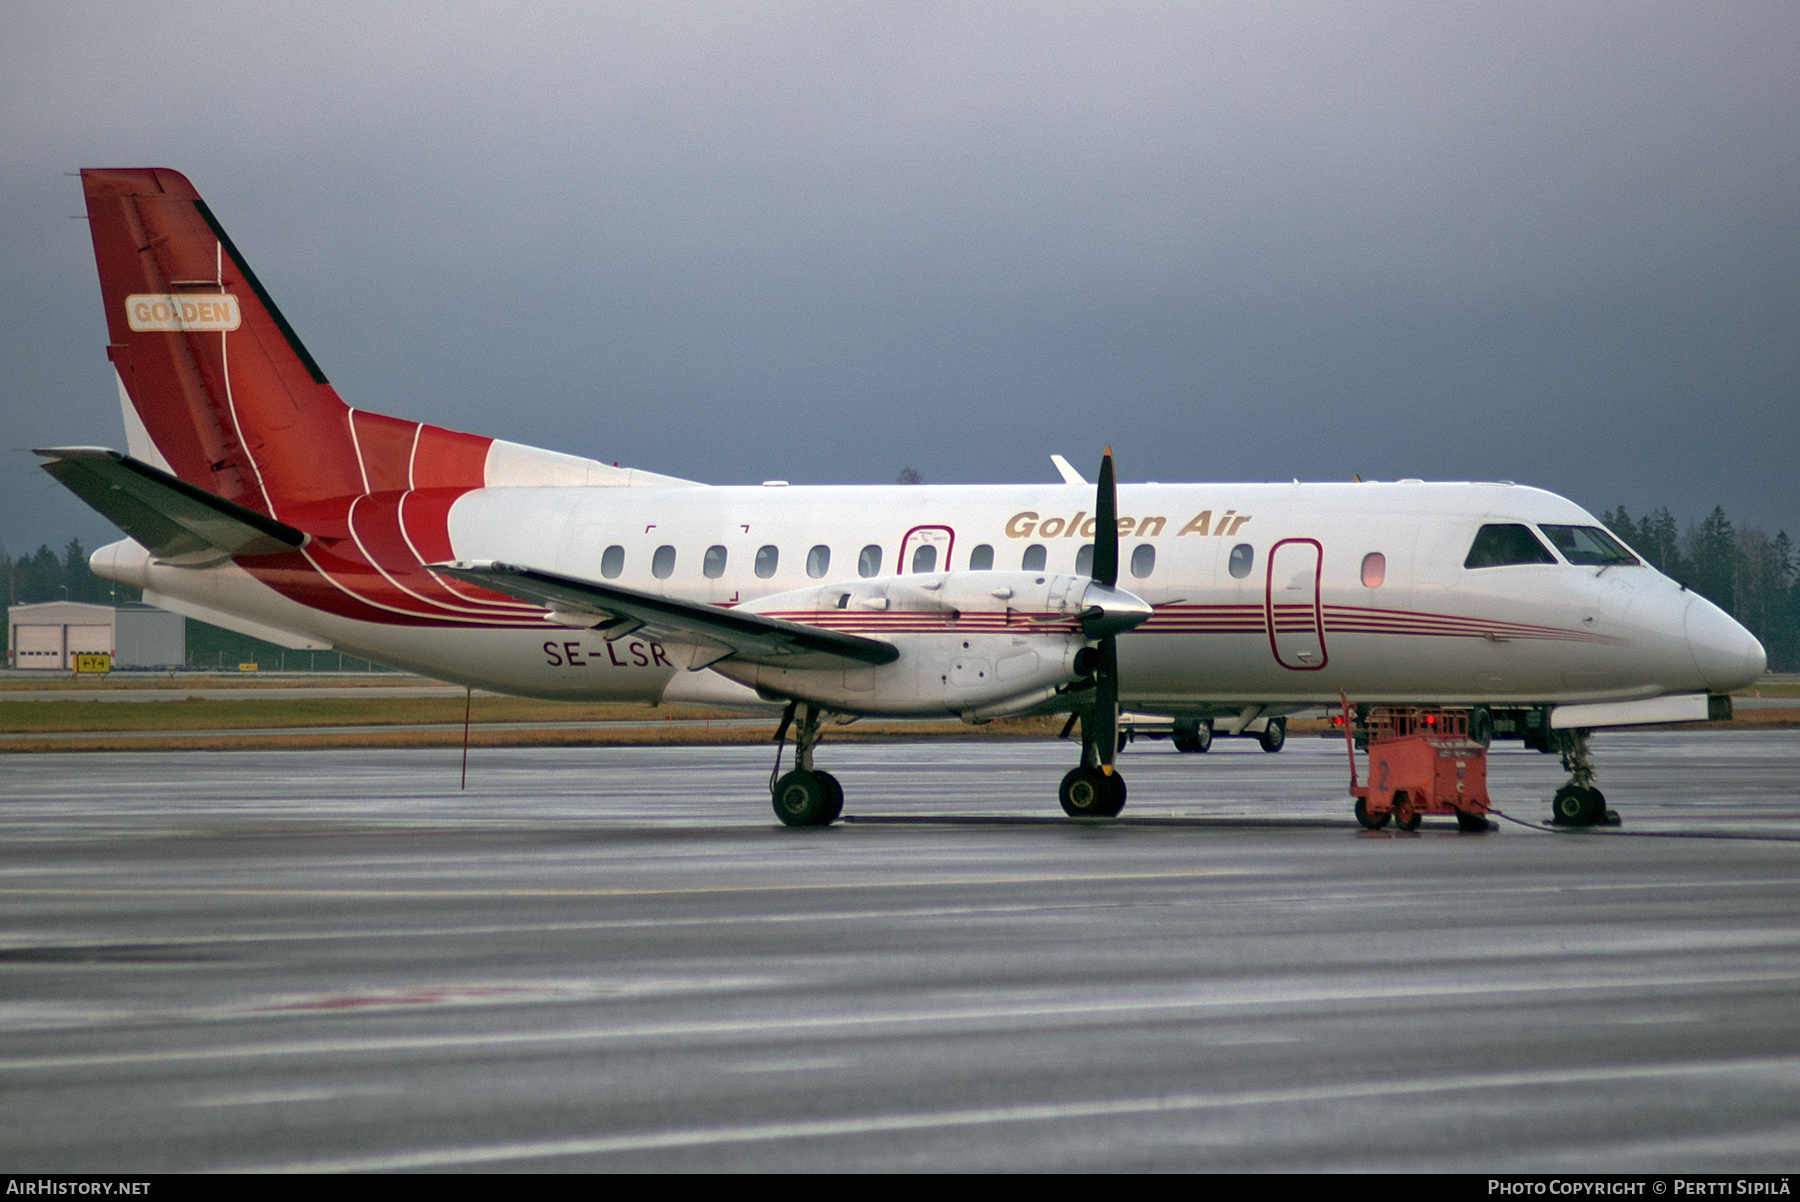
[968,544,994,571]
[1361,552,1386,588]
[911,544,938,573]
[703,545,728,579]
[858,545,883,578]
[1538,525,1640,567]
[600,545,624,579]
[1228,543,1255,579]
[755,545,779,578]
[1464,524,1556,568]
[651,545,677,579]
[807,545,831,578]
[1131,544,1156,579]
[1075,544,1094,576]
[1021,544,1047,571]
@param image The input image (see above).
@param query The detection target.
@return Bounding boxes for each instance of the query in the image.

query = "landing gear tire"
[1060,766,1125,818]
[1552,784,1605,827]
[1456,809,1492,833]
[814,770,845,823]
[1173,721,1213,754]
[1354,797,1391,831]
[772,770,837,828]
[1258,717,1287,753]
[1468,706,1494,748]
[1394,792,1422,832]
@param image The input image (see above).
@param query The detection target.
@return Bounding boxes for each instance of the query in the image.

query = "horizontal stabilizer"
[433,561,900,670]
[36,447,308,566]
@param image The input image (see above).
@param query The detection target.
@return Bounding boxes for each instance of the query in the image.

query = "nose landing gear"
[769,701,844,828]
[1549,728,1620,827]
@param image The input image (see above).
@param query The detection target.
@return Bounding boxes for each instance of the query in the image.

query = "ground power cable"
[1487,805,1800,843]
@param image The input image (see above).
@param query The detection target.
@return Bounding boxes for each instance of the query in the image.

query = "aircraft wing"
[36,447,309,565]
[433,561,900,670]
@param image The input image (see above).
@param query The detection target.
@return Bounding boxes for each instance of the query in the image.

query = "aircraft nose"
[1685,594,1766,692]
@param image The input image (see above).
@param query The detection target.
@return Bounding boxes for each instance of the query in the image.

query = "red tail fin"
[81,169,490,515]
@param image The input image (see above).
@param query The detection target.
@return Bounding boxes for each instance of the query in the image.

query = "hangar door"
[68,625,113,658]
[12,625,63,670]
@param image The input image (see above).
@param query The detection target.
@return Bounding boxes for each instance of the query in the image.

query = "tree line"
[3,539,120,606]
[1600,506,1796,673]
[7,510,1797,673]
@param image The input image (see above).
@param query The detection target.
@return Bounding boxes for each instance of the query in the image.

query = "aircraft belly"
[308,625,677,703]
[1114,623,1652,706]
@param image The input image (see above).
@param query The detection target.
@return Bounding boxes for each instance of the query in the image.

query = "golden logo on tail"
[125,293,241,332]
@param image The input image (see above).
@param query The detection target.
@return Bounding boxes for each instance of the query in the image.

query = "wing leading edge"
[434,561,899,670]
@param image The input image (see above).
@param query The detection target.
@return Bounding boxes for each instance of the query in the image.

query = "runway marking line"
[0,866,1260,900]
[3,871,1796,906]
[239,1053,1800,1173]
[3,968,1796,1076]
[0,901,1122,957]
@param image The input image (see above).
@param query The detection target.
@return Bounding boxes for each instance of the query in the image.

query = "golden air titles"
[1003,509,1252,539]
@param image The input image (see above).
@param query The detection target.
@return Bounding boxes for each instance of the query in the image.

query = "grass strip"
[4,694,1791,755]
[0,716,1071,754]
[0,697,727,734]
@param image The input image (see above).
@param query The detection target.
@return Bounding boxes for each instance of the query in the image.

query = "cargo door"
[1266,538,1327,670]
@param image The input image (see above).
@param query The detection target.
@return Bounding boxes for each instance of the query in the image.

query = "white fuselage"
[93,478,1766,716]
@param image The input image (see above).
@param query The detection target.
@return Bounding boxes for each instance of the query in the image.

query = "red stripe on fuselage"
[243,485,535,626]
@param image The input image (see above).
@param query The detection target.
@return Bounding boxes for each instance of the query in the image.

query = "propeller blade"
[1091,447,1118,587]
[1087,448,1121,771]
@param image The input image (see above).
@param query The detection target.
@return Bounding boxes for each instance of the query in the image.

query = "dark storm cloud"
[3,3,1796,556]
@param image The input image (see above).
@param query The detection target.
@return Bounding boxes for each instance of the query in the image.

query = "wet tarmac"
[1,732,1797,1171]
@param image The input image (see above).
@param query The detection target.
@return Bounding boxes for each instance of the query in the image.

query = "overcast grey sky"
[4,2,1797,557]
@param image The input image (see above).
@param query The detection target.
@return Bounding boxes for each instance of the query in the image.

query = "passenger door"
[1266,538,1327,670]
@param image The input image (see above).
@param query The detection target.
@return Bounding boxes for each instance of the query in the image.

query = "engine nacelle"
[713,570,1117,717]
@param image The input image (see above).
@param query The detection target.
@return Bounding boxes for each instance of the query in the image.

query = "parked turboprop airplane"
[40,169,1767,827]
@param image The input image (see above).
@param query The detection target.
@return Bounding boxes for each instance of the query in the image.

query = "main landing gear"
[1172,719,1212,754]
[769,701,844,828]
[1258,716,1287,753]
[1060,708,1127,819]
[1549,728,1619,828]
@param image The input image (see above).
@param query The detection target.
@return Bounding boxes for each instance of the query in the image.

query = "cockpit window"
[1464,524,1556,568]
[1539,525,1640,567]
